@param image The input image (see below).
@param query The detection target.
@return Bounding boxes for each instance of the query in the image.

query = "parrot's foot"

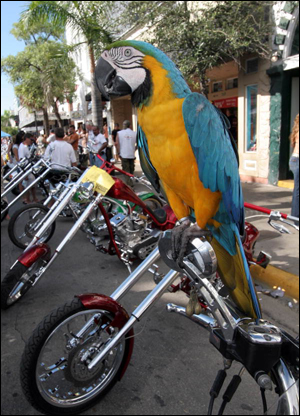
[172,221,212,266]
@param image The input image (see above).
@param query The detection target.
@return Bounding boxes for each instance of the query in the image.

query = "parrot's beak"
[95,57,132,100]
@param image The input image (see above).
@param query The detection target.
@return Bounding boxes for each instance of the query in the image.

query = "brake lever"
[269,211,298,233]
[268,220,291,234]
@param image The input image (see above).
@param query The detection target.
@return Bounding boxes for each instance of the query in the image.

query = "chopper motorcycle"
[1,161,177,309]
[19,206,299,415]
[6,156,166,250]
[1,144,39,222]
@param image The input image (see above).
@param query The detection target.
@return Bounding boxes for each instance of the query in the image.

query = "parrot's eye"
[124,49,132,58]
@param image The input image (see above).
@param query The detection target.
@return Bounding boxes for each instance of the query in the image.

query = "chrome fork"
[1,162,52,216]
[2,158,43,198]
[25,170,87,250]
[3,157,32,185]
[86,231,239,371]
[30,193,104,288]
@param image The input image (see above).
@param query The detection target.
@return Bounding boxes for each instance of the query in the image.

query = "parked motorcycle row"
[1,150,299,415]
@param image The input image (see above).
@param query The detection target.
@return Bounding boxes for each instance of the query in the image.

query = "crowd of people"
[1,120,138,204]
[1,115,299,219]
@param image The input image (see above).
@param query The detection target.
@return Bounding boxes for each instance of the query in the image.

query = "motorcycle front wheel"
[8,203,56,249]
[1,259,46,309]
[20,297,132,415]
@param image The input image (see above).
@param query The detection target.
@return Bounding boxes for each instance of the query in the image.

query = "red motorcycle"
[1,159,177,309]
[20,204,299,415]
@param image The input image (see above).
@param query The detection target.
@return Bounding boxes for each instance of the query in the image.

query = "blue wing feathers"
[182,92,244,254]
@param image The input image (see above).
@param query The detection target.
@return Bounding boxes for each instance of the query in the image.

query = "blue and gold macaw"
[95,40,261,319]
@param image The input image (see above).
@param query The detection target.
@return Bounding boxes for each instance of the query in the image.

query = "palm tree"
[20,1,114,130]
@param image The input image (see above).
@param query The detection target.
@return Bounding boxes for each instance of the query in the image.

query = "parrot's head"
[95,40,190,107]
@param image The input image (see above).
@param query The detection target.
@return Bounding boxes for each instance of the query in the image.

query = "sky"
[1,1,29,115]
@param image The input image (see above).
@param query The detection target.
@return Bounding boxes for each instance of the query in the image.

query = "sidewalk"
[134,160,299,295]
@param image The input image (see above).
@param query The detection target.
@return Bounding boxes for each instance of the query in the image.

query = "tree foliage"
[120,1,274,91]
[1,19,78,134]
[20,1,116,128]
[1,111,18,136]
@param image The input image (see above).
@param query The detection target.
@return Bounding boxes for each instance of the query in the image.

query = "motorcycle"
[19,207,299,415]
[6,156,166,250]
[1,157,54,219]
[1,145,39,221]
[1,161,177,309]
[7,165,83,249]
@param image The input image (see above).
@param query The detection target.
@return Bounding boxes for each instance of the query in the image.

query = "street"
[1,178,299,415]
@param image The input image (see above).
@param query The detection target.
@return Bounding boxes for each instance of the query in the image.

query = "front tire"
[20,298,132,415]
[1,260,46,309]
[8,203,56,249]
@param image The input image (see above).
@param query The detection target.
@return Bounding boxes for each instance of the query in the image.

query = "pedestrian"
[112,122,120,162]
[78,128,89,167]
[89,126,108,168]
[44,127,77,171]
[86,121,95,147]
[116,120,137,174]
[1,154,10,219]
[289,114,299,218]
[103,121,109,140]
[64,125,79,164]
[46,129,56,144]
[9,133,23,166]
[36,132,46,156]
[18,133,38,204]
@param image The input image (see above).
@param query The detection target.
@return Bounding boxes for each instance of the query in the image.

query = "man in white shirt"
[18,134,32,160]
[46,129,56,144]
[116,120,137,174]
[90,126,107,167]
[44,127,77,171]
[86,121,94,145]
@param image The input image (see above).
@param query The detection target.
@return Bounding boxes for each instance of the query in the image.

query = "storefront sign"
[213,97,238,109]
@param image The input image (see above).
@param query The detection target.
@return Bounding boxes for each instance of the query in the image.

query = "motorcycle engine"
[110,213,147,249]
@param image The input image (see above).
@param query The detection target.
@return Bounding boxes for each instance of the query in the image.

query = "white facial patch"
[101,46,146,92]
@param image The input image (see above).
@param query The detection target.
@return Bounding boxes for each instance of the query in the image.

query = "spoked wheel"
[21,298,132,415]
[8,203,56,249]
[1,259,46,309]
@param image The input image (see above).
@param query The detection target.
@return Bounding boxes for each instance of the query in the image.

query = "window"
[226,78,238,90]
[212,81,223,92]
[246,85,258,152]
[246,58,259,74]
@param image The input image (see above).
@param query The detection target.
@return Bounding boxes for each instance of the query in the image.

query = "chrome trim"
[1,165,52,215]
[166,303,216,330]
[25,170,87,250]
[111,246,161,301]
[273,359,299,415]
[88,269,179,370]
[30,194,104,287]
[183,258,237,342]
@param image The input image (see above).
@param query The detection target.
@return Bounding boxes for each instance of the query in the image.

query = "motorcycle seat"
[150,208,167,224]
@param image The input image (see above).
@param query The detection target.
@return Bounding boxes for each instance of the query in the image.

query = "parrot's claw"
[172,222,212,267]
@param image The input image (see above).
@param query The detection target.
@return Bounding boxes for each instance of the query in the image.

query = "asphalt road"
[1,180,299,415]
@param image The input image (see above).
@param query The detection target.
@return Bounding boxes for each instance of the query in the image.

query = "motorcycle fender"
[77,293,134,380]
[18,243,51,268]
